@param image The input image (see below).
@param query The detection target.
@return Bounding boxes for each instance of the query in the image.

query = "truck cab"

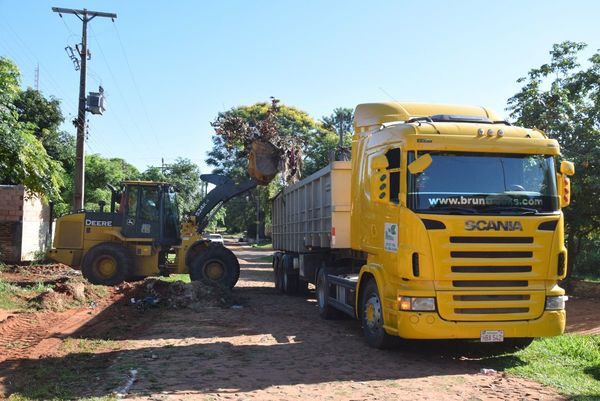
[272,102,574,349]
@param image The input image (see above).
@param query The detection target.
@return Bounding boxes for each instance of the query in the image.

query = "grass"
[0,280,50,310]
[487,335,600,400]
[159,274,191,283]
[257,255,273,263]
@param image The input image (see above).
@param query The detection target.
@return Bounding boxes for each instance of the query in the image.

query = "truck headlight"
[399,297,436,311]
[545,295,568,310]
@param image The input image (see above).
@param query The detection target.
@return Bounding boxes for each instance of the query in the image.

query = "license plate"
[480,330,504,343]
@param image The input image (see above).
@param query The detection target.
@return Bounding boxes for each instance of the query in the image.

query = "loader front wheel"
[189,245,240,289]
[82,243,132,286]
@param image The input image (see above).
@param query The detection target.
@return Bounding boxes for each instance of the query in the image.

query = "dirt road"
[0,247,596,400]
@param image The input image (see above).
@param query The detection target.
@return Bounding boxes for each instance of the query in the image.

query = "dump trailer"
[272,102,574,349]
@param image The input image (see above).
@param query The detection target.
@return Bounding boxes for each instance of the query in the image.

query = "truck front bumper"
[386,310,565,339]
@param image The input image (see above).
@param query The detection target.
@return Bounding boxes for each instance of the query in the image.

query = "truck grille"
[426,217,555,322]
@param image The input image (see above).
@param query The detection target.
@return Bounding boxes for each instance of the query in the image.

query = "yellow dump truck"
[272,102,574,349]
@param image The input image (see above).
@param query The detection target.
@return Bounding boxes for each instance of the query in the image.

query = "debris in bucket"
[211,97,304,184]
[133,278,239,310]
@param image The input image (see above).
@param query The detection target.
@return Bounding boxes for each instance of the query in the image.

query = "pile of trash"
[129,278,239,311]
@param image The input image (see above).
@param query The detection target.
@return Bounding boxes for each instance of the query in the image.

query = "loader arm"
[194,174,257,233]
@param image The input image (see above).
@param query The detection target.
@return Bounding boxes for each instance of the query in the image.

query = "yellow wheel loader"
[48,174,257,287]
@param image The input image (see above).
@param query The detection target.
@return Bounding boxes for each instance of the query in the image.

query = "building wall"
[0,185,50,263]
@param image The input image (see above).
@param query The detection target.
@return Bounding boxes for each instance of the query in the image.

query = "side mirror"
[371,155,389,203]
[560,160,575,176]
[408,153,433,174]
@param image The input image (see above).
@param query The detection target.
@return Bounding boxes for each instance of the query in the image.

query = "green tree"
[141,158,203,218]
[84,155,140,211]
[15,88,63,139]
[13,86,76,215]
[0,57,64,199]
[320,107,354,161]
[507,41,600,276]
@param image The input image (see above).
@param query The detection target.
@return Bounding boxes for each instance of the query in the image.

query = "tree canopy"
[141,158,203,218]
[507,41,600,274]
[0,57,64,199]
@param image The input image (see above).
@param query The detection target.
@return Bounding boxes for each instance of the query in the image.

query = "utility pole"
[256,188,260,244]
[34,64,39,91]
[52,7,117,211]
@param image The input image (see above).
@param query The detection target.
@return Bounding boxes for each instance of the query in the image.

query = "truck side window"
[386,148,401,204]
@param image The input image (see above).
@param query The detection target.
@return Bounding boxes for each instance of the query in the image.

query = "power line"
[88,24,155,156]
[0,17,80,115]
[112,22,162,149]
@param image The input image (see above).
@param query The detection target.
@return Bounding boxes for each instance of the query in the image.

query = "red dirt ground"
[0,251,598,400]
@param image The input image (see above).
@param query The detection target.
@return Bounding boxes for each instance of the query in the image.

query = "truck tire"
[82,242,133,286]
[360,279,395,349]
[316,268,338,319]
[189,245,240,288]
[281,254,299,294]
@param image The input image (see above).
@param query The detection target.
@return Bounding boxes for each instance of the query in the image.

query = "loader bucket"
[248,140,280,185]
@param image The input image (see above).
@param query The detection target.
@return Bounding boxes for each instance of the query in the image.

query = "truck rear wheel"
[189,245,240,288]
[360,279,395,349]
[273,252,282,291]
[316,268,338,319]
[82,243,132,286]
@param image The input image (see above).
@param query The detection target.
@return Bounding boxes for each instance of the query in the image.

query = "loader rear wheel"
[82,243,132,286]
[189,245,240,288]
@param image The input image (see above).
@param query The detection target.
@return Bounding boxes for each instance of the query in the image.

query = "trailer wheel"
[82,243,132,286]
[189,245,240,288]
[360,279,395,349]
[272,252,282,291]
[282,254,299,294]
[316,268,338,319]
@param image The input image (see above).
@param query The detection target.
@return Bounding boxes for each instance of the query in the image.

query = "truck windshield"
[407,152,559,215]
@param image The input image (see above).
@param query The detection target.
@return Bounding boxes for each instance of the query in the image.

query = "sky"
[1,0,599,174]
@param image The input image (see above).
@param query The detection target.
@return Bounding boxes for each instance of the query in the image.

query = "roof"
[354,102,501,128]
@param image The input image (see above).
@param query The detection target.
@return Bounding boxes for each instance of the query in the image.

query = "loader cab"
[120,182,181,246]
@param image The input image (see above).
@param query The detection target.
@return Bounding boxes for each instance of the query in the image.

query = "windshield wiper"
[426,206,478,215]
[482,206,539,215]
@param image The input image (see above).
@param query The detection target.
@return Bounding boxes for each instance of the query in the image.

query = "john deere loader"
[48,175,257,287]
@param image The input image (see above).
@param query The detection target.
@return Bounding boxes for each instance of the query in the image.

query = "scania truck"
[271,102,574,349]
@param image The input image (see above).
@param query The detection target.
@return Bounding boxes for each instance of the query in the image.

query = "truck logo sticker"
[384,223,398,252]
[85,219,113,227]
[465,220,523,231]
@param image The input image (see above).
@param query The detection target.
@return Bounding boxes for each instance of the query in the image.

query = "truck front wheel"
[360,279,395,349]
[189,245,240,288]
